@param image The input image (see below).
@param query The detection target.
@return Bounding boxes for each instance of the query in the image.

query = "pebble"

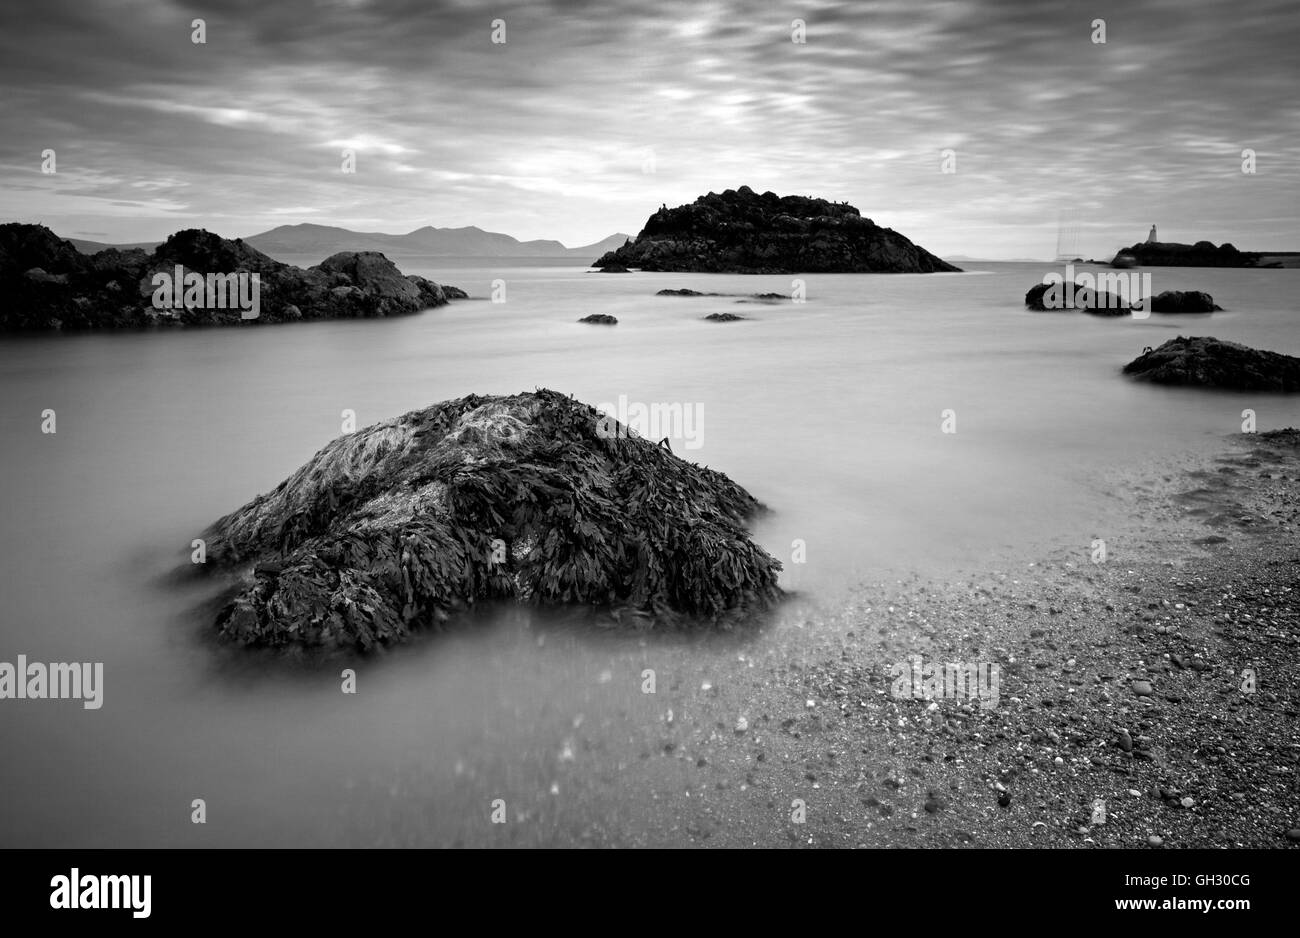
[734,716,749,734]
[1132,680,1154,697]
[1287,829,1300,842]
[1181,797,1195,809]
[1117,729,1134,752]
[1147,835,1163,847]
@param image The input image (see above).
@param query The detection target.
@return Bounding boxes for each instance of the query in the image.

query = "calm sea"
[1,259,1296,845]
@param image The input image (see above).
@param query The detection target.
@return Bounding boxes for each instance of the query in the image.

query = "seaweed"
[203,389,783,649]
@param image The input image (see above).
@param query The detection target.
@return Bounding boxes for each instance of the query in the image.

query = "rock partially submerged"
[594,186,959,274]
[578,313,618,325]
[1123,337,1300,391]
[203,390,783,649]
[1149,290,1223,313]
[657,289,790,301]
[704,313,748,322]
[1024,281,1130,315]
[0,224,465,329]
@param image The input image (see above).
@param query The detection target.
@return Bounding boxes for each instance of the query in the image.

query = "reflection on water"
[0,261,1296,845]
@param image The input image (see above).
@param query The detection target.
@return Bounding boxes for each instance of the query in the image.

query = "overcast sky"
[2,0,1296,258]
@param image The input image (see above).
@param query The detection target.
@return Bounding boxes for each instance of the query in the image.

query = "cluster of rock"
[1025,283,1222,315]
[1124,337,1300,391]
[202,390,783,649]
[1120,240,1265,268]
[578,313,618,325]
[0,224,465,329]
[593,187,959,274]
[656,288,789,300]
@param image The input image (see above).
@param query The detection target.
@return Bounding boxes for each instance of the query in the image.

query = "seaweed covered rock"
[593,186,958,273]
[1123,337,1300,391]
[0,224,464,330]
[203,390,783,649]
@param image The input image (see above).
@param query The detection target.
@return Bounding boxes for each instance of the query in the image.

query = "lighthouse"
[1146,225,1158,244]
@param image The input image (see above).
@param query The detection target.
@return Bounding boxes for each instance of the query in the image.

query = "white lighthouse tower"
[1146,225,1158,244]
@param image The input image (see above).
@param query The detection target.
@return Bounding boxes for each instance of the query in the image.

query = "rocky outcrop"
[1122,240,1264,268]
[578,314,618,324]
[1024,281,1131,316]
[1123,337,1300,391]
[1149,290,1222,313]
[657,289,789,300]
[593,186,959,274]
[202,390,783,649]
[0,224,464,330]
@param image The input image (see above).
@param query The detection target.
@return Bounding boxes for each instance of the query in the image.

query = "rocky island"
[1119,239,1269,268]
[592,186,959,274]
[202,390,783,650]
[0,223,465,330]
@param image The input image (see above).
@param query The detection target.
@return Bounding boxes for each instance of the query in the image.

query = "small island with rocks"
[593,186,959,274]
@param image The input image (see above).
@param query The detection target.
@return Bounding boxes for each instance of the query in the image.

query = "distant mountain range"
[245,224,629,260]
[67,238,162,254]
[68,224,630,261]
[943,255,1051,263]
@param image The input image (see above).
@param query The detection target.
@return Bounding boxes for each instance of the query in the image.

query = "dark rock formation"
[598,264,630,273]
[1122,240,1264,268]
[704,313,747,322]
[593,186,959,274]
[1149,290,1223,313]
[203,390,783,649]
[0,224,464,330]
[578,314,618,325]
[1024,281,1131,316]
[657,288,720,296]
[1123,337,1300,391]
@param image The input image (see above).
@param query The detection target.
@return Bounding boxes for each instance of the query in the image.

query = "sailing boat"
[1054,210,1083,262]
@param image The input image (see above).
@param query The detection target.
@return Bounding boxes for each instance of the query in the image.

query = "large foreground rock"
[1123,337,1300,391]
[593,186,959,274]
[203,390,783,649]
[0,224,465,329]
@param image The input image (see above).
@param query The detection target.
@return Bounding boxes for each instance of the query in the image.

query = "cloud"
[0,0,1296,254]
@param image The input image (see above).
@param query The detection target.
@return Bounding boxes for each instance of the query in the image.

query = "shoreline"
[348,428,1299,847]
